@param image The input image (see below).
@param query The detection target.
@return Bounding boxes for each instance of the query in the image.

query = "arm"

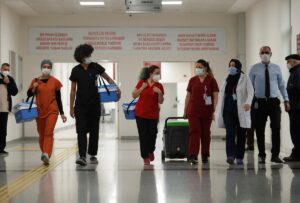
[183,92,191,118]
[132,82,147,99]
[245,75,254,105]
[70,81,77,118]
[6,76,18,96]
[158,92,164,104]
[277,67,289,102]
[213,92,218,112]
[56,90,64,115]
[101,72,121,100]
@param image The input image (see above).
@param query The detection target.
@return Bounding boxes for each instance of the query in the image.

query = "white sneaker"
[41,153,50,165]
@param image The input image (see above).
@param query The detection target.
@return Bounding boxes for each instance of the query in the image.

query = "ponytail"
[197,59,214,77]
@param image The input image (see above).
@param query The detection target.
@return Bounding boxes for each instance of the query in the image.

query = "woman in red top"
[132,65,164,165]
[184,59,219,164]
[27,59,67,165]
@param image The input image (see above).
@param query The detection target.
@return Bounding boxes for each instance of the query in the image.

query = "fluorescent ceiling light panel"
[80,1,105,6]
[162,1,183,5]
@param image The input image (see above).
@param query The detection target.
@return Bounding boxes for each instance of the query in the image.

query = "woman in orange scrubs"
[184,59,219,164]
[27,59,67,165]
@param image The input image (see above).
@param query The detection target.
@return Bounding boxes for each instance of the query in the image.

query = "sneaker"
[245,146,254,151]
[90,156,99,164]
[188,156,198,164]
[0,151,9,156]
[41,153,50,165]
[202,156,209,163]
[144,158,150,165]
[149,153,155,162]
[271,157,284,164]
[236,159,244,165]
[76,157,87,166]
[226,157,235,165]
[259,156,266,164]
[283,155,300,162]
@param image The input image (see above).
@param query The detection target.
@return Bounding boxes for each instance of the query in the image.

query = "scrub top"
[29,76,62,118]
[135,80,164,120]
[187,75,219,118]
[69,62,105,113]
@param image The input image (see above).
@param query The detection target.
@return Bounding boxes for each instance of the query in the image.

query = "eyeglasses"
[260,52,270,55]
[42,66,51,69]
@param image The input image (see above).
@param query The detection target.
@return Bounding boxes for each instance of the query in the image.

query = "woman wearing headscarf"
[216,59,254,165]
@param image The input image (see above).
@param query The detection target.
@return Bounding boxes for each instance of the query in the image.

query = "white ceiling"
[1,0,258,16]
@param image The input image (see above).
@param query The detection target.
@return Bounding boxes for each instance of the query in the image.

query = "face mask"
[195,68,205,76]
[42,68,52,76]
[260,54,271,63]
[84,57,92,64]
[152,74,161,82]
[228,67,239,75]
[2,71,10,77]
[287,63,293,70]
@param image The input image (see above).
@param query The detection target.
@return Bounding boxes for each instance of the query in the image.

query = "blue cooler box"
[13,102,38,123]
[122,100,138,120]
[98,84,118,103]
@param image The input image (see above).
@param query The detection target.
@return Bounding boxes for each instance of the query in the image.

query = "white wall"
[0,3,23,141]
[19,13,239,138]
[245,0,292,153]
[291,0,300,53]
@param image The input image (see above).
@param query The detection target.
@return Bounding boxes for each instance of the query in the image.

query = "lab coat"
[216,73,254,129]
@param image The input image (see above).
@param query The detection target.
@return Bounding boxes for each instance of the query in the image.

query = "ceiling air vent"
[125,0,162,13]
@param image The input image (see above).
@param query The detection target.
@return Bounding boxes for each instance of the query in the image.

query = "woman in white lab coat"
[216,59,254,165]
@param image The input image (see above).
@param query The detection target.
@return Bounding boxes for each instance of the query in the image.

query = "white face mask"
[260,54,271,63]
[195,68,205,76]
[84,57,92,64]
[2,71,10,77]
[152,74,161,82]
[42,68,52,76]
[287,63,293,70]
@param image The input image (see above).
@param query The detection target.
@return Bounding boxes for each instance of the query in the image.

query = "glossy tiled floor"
[1,128,300,203]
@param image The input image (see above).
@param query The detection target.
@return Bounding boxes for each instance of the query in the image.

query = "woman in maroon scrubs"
[184,59,219,164]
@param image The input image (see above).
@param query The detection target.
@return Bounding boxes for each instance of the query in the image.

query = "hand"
[153,87,162,95]
[284,101,291,112]
[61,114,67,123]
[212,113,215,121]
[243,104,251,112]
[70,107,75,119]
[33,81,39,88]
[116,87,121,101]
[141,82,148,90]
[3,77,9,84]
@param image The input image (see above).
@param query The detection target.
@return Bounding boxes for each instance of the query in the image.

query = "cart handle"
[164,117,186,127]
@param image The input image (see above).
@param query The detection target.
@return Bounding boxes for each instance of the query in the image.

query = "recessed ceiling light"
[162,1,183,5]
[80,1,105,6]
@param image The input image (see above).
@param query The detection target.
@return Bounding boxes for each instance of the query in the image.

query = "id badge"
[232,94,237,101]
[254,102,259,109]
[205,96,212,105]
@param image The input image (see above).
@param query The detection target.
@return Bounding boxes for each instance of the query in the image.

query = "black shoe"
[259,156,266,164]
[283,155,300,162]
[76,157,87,166]
[245,146,254,151]
[226,157,235,165]
[0,151,9,156]
[90,156,99,164]
[202,156,209,163]
[271,157,284,164]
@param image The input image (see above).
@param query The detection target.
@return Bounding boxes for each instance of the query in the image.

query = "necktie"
[265,64,270,98]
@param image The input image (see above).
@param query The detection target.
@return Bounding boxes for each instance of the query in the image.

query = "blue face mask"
[228,67,239,75]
